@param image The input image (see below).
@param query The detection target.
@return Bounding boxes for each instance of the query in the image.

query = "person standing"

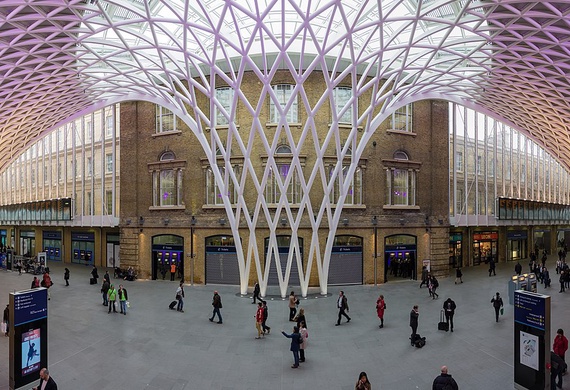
[410,305,419,345]
[295,307,307,329]
[335,290,351,326]
[553,328,568,375]
[209,290,223,324]
[42,271,52,300]
[355,371,371,390]
[281,326,302,368]
[170,262,176,282]
[255,302,264,339]
[252,281,261,304]
[560,271,566,293]
[63,268,70,286]
[443,298,456,332]
[31,276,40,289]
[491,292,503,322]
[32,368,57,390]
[376,294,386,328]
[515,261,522,276]
[103,271,110,284]
[91,265,98,284]
[299,320,308,362]
[118,284,128,315]
[551,351,567,390]
[544,267,551,288]
[419,266,428,288]
[432,366,458,390]
[175,282,184,312]
[3,304,8,337]
[288,291,298,321]
[107,284,118,313]
[101,279,110,306]
[261,300,271,334]
[454,268,463,284]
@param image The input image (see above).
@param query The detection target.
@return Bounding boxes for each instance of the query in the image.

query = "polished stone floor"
[0,257,567,390]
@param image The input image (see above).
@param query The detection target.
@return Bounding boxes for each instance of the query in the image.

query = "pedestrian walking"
[3,304,8,337]
[288,291,298,321]
[429,275,439,299]
[32,368,57,390]
[252,281,261,304]
[281,325,302,368]
[443,298,456,332]
[355,371,371,390]
[261,300,271,334]
[376,294,386,328]
[107,284,118,313]
[410,305,419,345]
[103,271,110,284]
[63,268,70,286]
[432,366,458,390]
[551,351,567,390]
[118,284,128,315]
[175,282,184,312]
[560,271,566,292]
[101,279,110,306]
[515,261,522,276]
[488,257,496,276]
[544,267,551,288]
[91,265,99,282]
[170,262,176,281]
[419,266,428,288]
[491,292,503,322]
[209,290,223,324]
[553,328,568,375]
[299,320,308,362]
[255,302,264,339]
[335,290,351,326]
[455,268,463,284]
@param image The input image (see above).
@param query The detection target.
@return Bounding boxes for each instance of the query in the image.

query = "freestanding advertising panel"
[9,288,48,390]
[514,290,550,390]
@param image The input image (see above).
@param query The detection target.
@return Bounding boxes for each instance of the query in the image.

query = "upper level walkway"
[0,257,566,389]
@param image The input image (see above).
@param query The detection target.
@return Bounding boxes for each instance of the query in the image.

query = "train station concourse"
[2,1,570,387]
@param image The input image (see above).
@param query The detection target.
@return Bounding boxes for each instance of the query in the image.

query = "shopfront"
[152,235,184,281]
[507,230,528,262]
[42,231,62,262]
[472,231,498,265]
[19,230,36,258]
[384,234,417,281]
[71,232,94,265]
[449,232,463,268]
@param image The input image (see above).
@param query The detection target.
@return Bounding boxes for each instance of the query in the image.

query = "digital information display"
[21,328,41,376]
[13,288,48,326]
[514,290,547,331]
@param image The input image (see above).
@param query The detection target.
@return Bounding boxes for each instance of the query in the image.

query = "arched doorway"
[264,235,303,286]
[384,234,417,281]
[329,235,363,285]
[205,235,239,285]
[152,235,184,281]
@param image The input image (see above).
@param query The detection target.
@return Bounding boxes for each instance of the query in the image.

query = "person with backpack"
[432,366,459,390]
[281,325,302,368]
[491,292,504,322]
[209,290,222,324]
[429,275,439,299]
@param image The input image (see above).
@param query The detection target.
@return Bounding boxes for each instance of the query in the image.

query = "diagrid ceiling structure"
[2,0,570,295]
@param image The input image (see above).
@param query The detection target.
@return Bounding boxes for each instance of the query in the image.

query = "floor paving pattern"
[0,259,567,389]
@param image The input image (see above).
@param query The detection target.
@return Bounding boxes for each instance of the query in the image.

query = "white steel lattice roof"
[1,0,570,168]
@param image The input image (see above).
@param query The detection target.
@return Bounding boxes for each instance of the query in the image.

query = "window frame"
[270,84,298,123]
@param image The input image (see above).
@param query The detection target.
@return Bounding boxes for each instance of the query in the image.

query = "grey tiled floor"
[0,258,567,389]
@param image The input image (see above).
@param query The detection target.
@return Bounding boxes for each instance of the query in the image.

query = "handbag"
[500,307,504,315]
[1,322,6,334]
[126,301,130,308]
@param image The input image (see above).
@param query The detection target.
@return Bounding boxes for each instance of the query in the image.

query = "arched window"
[149,150,186,208]
[384,150,418,207]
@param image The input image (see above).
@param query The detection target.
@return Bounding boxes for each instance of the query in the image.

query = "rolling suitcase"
[412,333,426,348]
[90,277,97,285]
[169,301,177,310]
[438,310,449,331]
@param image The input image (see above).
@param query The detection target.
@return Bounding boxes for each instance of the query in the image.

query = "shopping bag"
[126,301,130,308]
[1,322,6,334]
[500,307,504,316]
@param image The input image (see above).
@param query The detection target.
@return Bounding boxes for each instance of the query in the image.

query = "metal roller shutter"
[328,247,363,285]
[267,253,301,286]
[205,247,240,285]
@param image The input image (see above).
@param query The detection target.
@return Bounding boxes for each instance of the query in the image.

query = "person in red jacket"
[553,328,569,374]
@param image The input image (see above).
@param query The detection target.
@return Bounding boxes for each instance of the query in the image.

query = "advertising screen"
[21,328,41,376]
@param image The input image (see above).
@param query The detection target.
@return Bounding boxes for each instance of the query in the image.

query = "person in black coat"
[443,298,457,332]
[281,326,302,368]
[64,268,70,286]
[551,351,567,390]
[32,368,57,390]
[488,257,496,276]
[491,292,503,322]
[515,262,522,276]
[410,305,419,345]
[252,282,260,304]
[432,366,458,390]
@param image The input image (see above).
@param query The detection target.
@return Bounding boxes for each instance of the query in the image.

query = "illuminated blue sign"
[13,288,48,326]
[514,290,547,331]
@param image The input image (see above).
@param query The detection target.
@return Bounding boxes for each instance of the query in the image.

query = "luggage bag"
[90,277,97,285]
[412,333,426,348]
[438,309,449,331]
[169,301,177,310]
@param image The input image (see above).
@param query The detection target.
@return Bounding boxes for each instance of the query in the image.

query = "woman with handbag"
[376,295,386,328]
[288,291,298,321]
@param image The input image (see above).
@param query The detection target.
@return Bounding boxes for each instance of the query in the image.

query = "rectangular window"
[156,105,176,133]
[44,166,48,183]
[215,87,232,126]
[105,116,113,138]
[477,155,482,175]
[87,157,93,177]
[106,190,113,215]
[85,120,92,142]
[330,165,362,205]
[159,170,175,206]
[205,166,238,205]
[86,191,92,215]
[386,168,416,206]
[334,87,353,124]
[105,154,113,173]
[31,168,35,186]
[264,164,301,204]
[390,103,413,132]
[456,151,463,172]
[270,85,298,123]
